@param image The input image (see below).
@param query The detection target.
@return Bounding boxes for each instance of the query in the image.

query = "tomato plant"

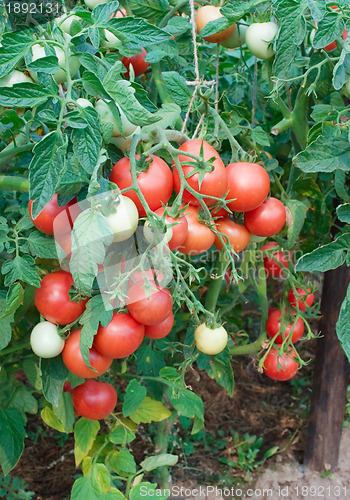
[261,242,290,278]
[288,288,314,311]
[266,309,305,344]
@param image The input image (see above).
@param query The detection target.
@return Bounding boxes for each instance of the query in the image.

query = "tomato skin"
[263,348,299,381]
[72,380,117,420]
[195,6,235,43]
[128,268,165,288]
[288,287,314,311]
[173,140,227,206]
[110,156,173,217]
[153,207,188,251]
[126,281,172,326]
[245,22,278,60]
[104,195,139,242]
[29,195,71,236]
[35,271,88,325]
[261,242,290,277]
[122,48,150,78]
[94,313,144,358]
[62,328,113,378]
[214,218,250,253]
[244,198,286,237]
[144,311,174,339]
[266,309,304,344]
[226,162,270,213]
[194,323,228,355]
[178,205,215,256]
[30,321,65,358]
[0,69,33,87]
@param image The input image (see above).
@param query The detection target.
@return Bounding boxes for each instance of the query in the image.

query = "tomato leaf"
[123,380,147,417]
[0,282,23,321]
[71,107,102,175]
[135,344,166,376]
[129,397,171,424]
[169,389,204,434]
[108,448,136,475]
[285,199,309,248]
[337,203,350,223]
[74,418,100,466]
[27,231,58,260]
[140,453,178,472]
[0,408,26,475]
[104,17,171,47]
[160,72,191,108]
[108,424,136,445]
[196,349,234,397]
[40,357,68,407]
[2,255,41,288]
[336,283,350,363]
[296,233,350,272]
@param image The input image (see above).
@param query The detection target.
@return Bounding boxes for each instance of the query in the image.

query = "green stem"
[155,420,170,488]
[159,0,188,28]
[0,176,29,192]
[150,63,173,104]
[0,141,33,166]
[205,251,227,312]
[0,342,30,356]
[271,117,293,136]
[291,85,308,151]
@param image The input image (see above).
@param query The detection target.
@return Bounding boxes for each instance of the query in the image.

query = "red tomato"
[144,311,174,339]
[35,270,88,325]
[62,328,113,378]
[261,242,290,277]
[177,205,215,255]
[244,197,286,237]
[110,155,173,217]
[214,217,250,252]
[288,287,314,311]
[226,162,270,212]
[63,381,73,394]
[122,48,150,78]
[94,312,144,358]
[110,8,126,18]
[173,139,227,206]
[210,205,230,218]
[29,195,77,236]
[263,347,300,381]
[72,380,117,420]
[153,207,188,251]
[127,281,172,325]
[266,309,304,344]
[128,268,165,288]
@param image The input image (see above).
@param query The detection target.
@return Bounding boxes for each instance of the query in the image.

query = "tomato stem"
[0,176,29,192]
[205,251,228,313]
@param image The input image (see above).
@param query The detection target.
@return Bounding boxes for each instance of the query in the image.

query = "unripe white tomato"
[245,22,278,60]
[221,23,248,49]
[194,323,228,355]
[28,44,80,85]
[84,0,109,9]
[143,220,173,246]
[109,126,141,152]
[76,97,93,108]
[57,14,81,34]
[95,99,137,138]
[30,321,65,358]
[101,29,121,49]
[0,70,33,87]
[104,195,139,242]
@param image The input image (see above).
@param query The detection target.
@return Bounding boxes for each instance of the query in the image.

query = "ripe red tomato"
[173,139,227,206]
[128,268,165,288]
[62,328,113,378]
[266,309,304,344]
[214,217,250,252]
[177,205,215,255]
[263,347,299,381]
[127,281,172,325]
[122,48,150,78]
[153,207,188,251]
[144,311,174,339]
[35,270,88,325]
[288,287,314,311]
[110,155,173,217]
[72,380,117,420]
[29,195,76,236]
[244,197,286,237]
[226,162,270,212]
[261,242,290,277]
[94,312,144,358]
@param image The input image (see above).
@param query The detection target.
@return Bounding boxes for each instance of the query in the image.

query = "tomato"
[266,309,304,344]
[244,198,286,237]
[263,347,299,381]
[143,221,173,246]
[226,162,270,213]
[29,194,70,236]
[110,156,173,217]
[101,30,121,49]
[63,381,73,394]
[144,311,174,339]
[194,323,228,355]
[30,321,65,358]
[94,313,144,358]
[173,140,227,206]
[104,195,139,242]
[57,14,80,34]
[221,23,248,49]
[126,281,172,325]
[0,69,33,87]
[245,22,278,59]
[122,48,150,78]
[76,98,93,109]
[94,99,137,138]
[109,126,141,153]
[195,6,235,43]
[128,268,165,288]
[214,218,250,253]
[177,205,215,255]
[261,242,290,277]
[152,207,189,251]
[35,270,88,325]
[62,328,113,378]
[72,380,117,420]
[288,287,314,311]
[84,0,109,9]
[324,31,348,51]
[28,44,80,85]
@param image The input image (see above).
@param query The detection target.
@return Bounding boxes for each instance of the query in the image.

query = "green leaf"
[169,389,204,434]
[285,199,309,247]
[0,282,22,320]
[71,107,102,174]
[337,204,350,223]
[108,425,136,445]
[312,11,345,49]
[71,475,125,500]
[251,126,271,147]
[336,284,350,363]
[109,448,136,475]
[142,103,181,133]
[140,453,178,471]
[129,482,170,500]
[0,31,35,77]
[27,231,58,259]
[40,357,68,406]
[296,233,350,272]
[222,0,263,23]
[2,255,40,287]
[196,349,234,397]
[0,83,51,108]
[161,72,191,107]
[74,418,100,466]
[199,15,233,39]
[129,397,171,424]
[0,408,26,475]
[333,51,350,90]
[41,394,74,434]
[128,0,170,22]
[135,343,166,376]
[10,386,38,417]
[123,380,147,417]
[105,17,171,47]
